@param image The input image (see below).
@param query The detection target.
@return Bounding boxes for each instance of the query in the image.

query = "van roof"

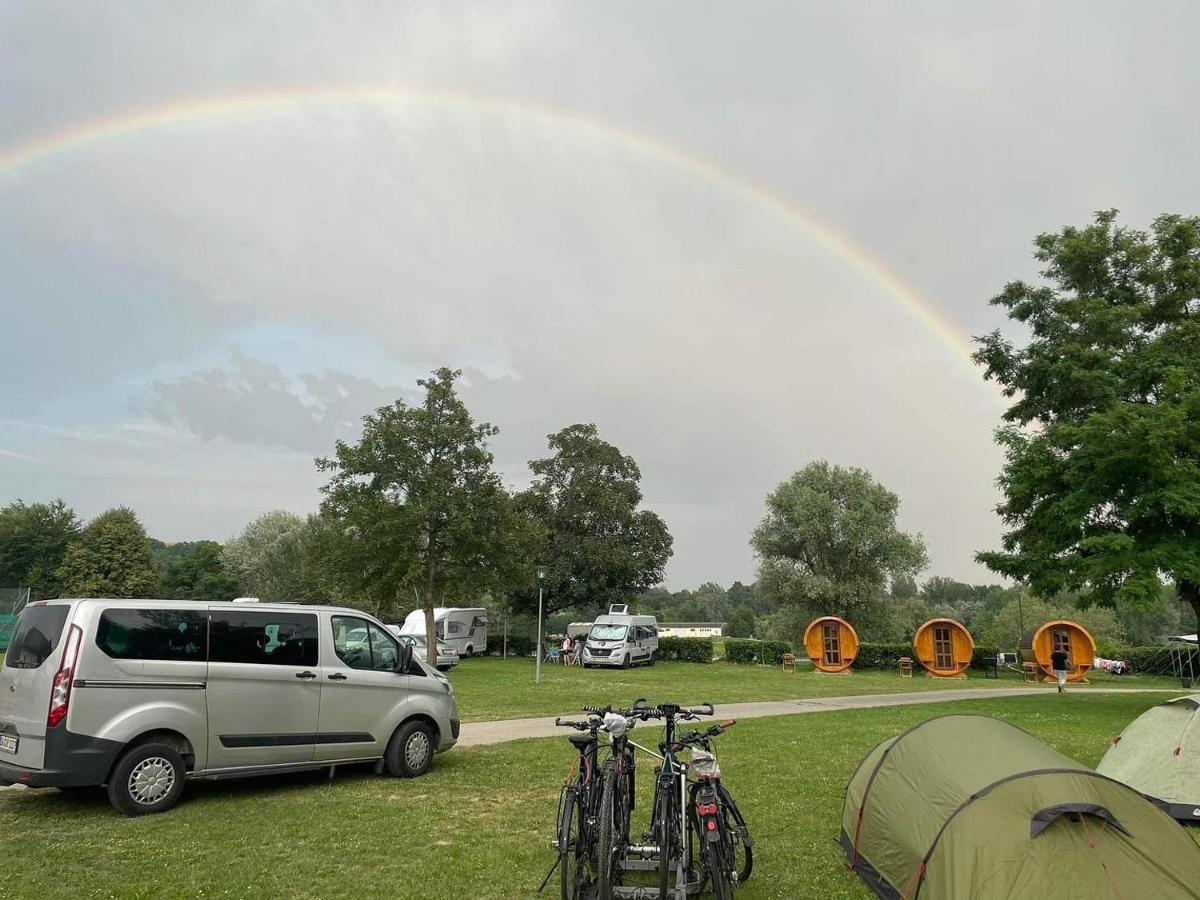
[41,598,377,618]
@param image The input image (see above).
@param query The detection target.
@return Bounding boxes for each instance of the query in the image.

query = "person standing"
[1050,647,1070,693]
[561,633,575,666]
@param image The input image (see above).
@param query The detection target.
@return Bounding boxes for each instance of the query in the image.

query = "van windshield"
[5,605,70,669]
[589,624,627,641]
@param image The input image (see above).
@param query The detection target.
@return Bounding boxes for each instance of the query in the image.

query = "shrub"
[851,643,912,669]
[486,634,536,657]
[724,639,793,665]
[1108,645,1198,677]
[658,636,713,663]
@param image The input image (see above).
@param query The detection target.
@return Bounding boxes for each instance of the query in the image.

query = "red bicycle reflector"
[707,820,717,831]
[697,803,718,816]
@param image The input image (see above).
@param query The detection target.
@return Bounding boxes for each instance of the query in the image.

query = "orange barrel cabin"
[803,616,859,674]
[1020,620,1096,683]
[912,618,974,678]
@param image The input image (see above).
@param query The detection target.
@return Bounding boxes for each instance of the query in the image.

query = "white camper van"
[580,605,658,668]
[400,608,488,657]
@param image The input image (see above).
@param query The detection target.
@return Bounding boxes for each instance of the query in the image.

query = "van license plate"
[0,735,17,754]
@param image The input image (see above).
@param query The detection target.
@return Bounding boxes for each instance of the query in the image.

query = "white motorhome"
[580,605,658,669]
[400,607,488,657]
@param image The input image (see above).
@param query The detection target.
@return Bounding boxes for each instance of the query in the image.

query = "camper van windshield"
[590,624,627,641]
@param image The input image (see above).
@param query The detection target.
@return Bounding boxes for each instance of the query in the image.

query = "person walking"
[1050,647,1070,693]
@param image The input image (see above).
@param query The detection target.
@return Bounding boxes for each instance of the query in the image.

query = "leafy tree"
[56,507,158,598]
[161,541,239,601]
[318,368,528,664]
[513,424,673,620]
[221,510,314,604]
[726,605,756,638]
[975,211,1200,634]
[0,499,80,600]
[977,594,1126,657]
[752,461,928,619]
[889,574,919,600]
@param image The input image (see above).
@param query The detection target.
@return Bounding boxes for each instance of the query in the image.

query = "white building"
[658,622,726,639]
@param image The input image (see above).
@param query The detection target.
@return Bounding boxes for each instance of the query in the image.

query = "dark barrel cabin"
[803,616,858,674]
[1020,619,1095,683]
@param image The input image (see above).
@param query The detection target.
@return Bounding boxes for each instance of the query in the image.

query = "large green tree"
[975,211,1200,634]
[221,510,314,603]
[56,507,159,598]
[752,461,928,619]
[318,368,527,664]
[160,541,240,601]
[514,423,673,619]
[0,499,80,600]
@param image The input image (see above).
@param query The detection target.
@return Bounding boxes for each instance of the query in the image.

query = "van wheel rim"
[128,757,175,805]
[405,732,431,768]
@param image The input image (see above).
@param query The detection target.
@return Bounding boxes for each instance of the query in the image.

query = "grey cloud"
[151,352,409,455]
[4,1,1199,586]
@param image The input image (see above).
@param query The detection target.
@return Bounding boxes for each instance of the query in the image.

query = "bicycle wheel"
[718,784,753,884]
[652,784,674,898]
[702,837,734,900]
[596,765,619,900]
[558,787,587,900]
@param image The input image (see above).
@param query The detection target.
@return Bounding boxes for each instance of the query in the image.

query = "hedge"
[486,634,536,657]
[724,639,793,665]
[1108,646,1199,677]
[657,636,714,663]
[847,643,1001,671]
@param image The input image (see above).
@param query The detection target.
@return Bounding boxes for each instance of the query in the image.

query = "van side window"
[4,605,70,669]
[209,611,318,667]
[96,609,207,661]
[331,616,402,673]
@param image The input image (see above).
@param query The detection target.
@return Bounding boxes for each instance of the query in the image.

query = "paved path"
[457,686,1178,748]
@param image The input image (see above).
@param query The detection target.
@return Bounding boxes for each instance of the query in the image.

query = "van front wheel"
[106,742,186,817]
[385,720,435,778]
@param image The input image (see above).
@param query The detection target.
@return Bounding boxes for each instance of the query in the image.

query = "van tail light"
[47,624,82,728]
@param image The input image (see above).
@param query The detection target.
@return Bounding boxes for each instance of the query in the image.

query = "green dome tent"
[1097,695,1200,823]
[841,715,1200,899]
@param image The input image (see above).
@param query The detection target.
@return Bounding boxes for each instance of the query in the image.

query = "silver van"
[0,599,460,816]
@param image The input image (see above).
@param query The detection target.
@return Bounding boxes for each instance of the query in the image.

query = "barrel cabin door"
[1051,628,1072,669]
[933,625,953,673]
[822,622,842,667]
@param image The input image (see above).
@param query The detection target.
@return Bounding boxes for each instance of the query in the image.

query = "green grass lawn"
[1,692,1192,899]
[446,656,1184,721]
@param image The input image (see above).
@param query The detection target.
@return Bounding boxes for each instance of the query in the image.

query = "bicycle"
[632,703,753,899]
[544,705,640,900]
[676,722,753,899]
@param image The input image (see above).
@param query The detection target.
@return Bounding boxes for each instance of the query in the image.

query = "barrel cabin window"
[1052,629,1072,667]
[823,622,841,667]
[933,625,953,672]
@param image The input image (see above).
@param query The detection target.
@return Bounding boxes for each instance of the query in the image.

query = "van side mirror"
[396,642,413,674]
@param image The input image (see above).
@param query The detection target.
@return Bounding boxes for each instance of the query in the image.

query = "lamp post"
[535,568,545,685]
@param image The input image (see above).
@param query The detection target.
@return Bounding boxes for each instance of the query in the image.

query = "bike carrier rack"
[614,855,702,899]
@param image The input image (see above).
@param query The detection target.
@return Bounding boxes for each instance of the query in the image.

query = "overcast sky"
[3,2,1199,588]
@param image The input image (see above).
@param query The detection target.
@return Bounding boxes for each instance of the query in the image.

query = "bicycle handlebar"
[631,702,715,721]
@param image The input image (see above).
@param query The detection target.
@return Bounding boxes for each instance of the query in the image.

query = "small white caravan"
[400,607,489,657]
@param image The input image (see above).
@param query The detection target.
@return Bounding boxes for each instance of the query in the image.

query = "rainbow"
[0,86,979,371]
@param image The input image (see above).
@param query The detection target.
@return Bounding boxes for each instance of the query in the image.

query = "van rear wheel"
[106,742,186,817]
[385,720,435,778]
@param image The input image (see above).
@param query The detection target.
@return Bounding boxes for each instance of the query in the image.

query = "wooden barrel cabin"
[1020,620,1095,683]
[912,618,974,678]
[803,616,859,674]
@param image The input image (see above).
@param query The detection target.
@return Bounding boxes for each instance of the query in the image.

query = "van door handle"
[295,671,317,679]
[328,673,348,681]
